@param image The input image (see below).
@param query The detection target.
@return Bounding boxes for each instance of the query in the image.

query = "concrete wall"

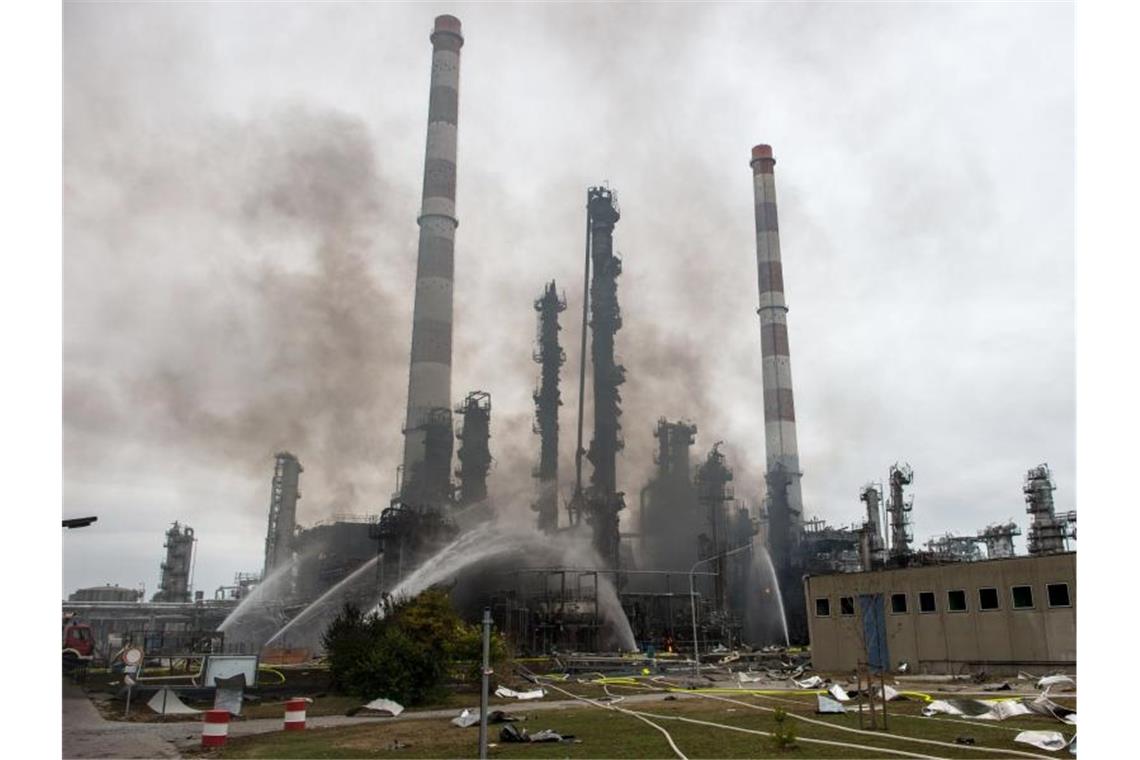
[804,552,1075,675]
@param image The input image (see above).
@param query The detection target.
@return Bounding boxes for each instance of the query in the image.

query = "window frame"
[978,587,1000,611]
[1011,584,1035,610]
[946,588,968,613]
[1046,582,1072,609]
[918,591,937,614]
[839,596,855,616]
[815,597,831,617]
[889,592,908,614]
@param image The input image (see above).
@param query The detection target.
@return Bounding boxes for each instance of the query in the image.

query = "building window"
[840,596,855,616]
[1012,585,1035,609]
[1047,583,1071,608]
[978,587,1000,610]
[815,597,831,616]
[947,589,967,612]
[919,591,936,613]
[890,593,908,614]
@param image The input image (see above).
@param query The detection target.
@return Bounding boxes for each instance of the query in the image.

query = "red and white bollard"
[283,698,309,731]
[201,709,230,747]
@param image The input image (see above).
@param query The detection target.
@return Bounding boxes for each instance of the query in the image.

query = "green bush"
[321,590,506,706]
[769,706,798,752]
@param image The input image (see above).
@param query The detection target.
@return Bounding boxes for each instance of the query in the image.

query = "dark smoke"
[65,106,413,513]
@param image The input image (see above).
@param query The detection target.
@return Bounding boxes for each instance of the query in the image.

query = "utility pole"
[689,542,755,680]
[479,607,492,759]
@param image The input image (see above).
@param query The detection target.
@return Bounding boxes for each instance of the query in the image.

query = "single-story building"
[804,552,1075,675]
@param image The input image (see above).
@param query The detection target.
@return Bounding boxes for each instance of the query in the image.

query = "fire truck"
[62,613,95,670]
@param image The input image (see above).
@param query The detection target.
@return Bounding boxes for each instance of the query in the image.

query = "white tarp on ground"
[978,700,1035,721]
[877,685,901,701]
[1015,731,1069,751]
[828,684,851,702]
[792,676,824,689]
[452,709,479,728]
[1031,696,1077,725]
[146,687,201,715]
[922,699,1024,720]
[737,672,763,683]
[923,697,1074,724]
[816,695,846,714]
[1038,675,1076,692]
[363,698,405,716]
[495,686,546,700]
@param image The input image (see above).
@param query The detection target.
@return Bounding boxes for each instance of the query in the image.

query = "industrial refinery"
[62,14,1077,672]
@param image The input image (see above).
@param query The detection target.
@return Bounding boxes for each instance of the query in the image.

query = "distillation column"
[585,186,626,570]
[263,452,302,578]
[401,15,464,507]
[532,282,567,533]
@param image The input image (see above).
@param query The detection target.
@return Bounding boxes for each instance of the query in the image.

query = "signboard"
[202,655,259,687]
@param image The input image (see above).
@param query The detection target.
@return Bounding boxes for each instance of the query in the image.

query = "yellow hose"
[258,665,287,684]
[588,675,933,702]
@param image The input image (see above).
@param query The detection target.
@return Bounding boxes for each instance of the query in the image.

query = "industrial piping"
[401,15,464,504]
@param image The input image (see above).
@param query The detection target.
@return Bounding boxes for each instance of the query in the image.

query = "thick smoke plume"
[64,3,1074,597]
[65,106,413,514]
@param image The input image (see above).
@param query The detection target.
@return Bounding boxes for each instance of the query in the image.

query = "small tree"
[769,707,798,752]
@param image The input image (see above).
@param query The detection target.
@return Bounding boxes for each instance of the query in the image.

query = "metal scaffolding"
[1024,464,1076,555]
[887,462,915,560]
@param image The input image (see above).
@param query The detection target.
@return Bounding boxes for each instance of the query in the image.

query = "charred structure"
[455,391,492,506]
[263,452,302,578]
[639,419,699,570]
[532,282,566,533]
[695,443,735,615]
[403,407,455,509]
[584,186,625,571]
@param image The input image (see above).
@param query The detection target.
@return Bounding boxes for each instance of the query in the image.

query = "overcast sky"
[62,1,1074,598]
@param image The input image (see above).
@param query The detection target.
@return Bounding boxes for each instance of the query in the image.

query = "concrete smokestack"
[750,145,804,566]
[402,15,463,500]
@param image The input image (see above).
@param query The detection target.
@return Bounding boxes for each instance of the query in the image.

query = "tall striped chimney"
[750,144,804,568]
[402,15,463,499]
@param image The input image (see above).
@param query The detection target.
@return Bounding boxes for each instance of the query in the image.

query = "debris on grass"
[451,708,522,727]
[828,683,851,702]
[495,686,546,700]
[1014,730,1068,751]
[816,695,846,714]
[146,687,200,716]
[346,698,404,717]
[500,724,579,744]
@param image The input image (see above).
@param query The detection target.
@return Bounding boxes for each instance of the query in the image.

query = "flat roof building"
[805,552,1075,675]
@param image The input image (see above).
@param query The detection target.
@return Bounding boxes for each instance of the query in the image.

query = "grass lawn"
[197,690,1076,759]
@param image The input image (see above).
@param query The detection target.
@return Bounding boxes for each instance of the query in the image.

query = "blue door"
[859,593,889,672]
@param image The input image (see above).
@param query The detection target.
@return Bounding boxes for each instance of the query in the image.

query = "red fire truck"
[63,613,95,670]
